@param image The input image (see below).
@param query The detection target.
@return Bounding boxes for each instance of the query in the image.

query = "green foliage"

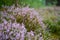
[0,0,45,8]
[46,0,57,6]
[0,13,3,23]
[0,19,3,23]
[0,0,14,7]
[0,0,57,8]
[16,14,41,34]
[42,13,60,39]
[20,0,45,8]
[16,15,24,24]
[43,18,60,36]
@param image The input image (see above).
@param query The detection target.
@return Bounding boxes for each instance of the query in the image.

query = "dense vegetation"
[0,0,60,40]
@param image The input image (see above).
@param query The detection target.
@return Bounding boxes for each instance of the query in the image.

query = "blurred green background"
[0,0,57,8]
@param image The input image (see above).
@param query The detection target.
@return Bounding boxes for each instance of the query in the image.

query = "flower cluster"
[0,20,26,40]
[0,5,44,40]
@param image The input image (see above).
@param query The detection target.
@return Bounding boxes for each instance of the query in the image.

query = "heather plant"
[0,4,60,40]
[0,21,27,40]
[42,9,60,40]
[36,8,60,40]
[0,6,44,40]
[15,6,43,35]
[43,19,60,40]
[43,14,60,35]
[16,13,42,33]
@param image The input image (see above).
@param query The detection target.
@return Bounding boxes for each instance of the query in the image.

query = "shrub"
[0,6,43,40]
